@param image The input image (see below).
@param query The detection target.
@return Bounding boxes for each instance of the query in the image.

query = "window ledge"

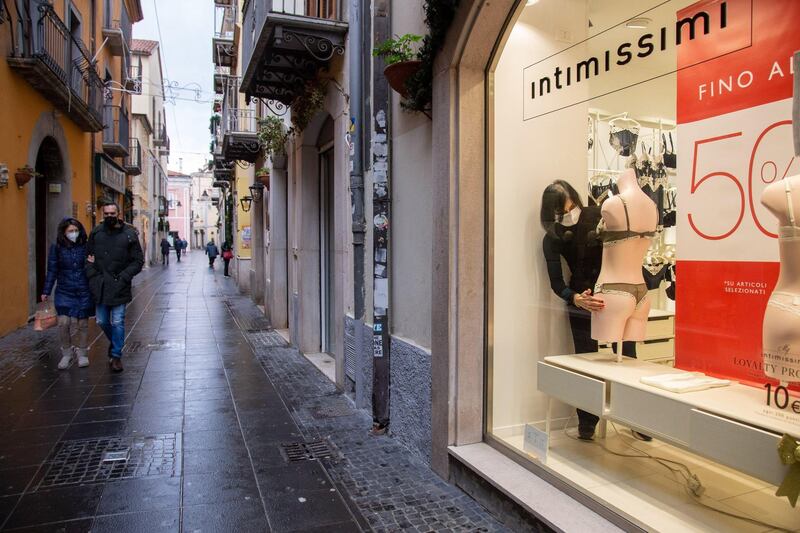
[448,443,624,533]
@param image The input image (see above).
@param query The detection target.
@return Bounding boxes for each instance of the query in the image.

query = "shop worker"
[86,202,144,373]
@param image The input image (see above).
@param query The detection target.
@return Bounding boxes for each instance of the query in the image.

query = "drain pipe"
[349,0,366,320]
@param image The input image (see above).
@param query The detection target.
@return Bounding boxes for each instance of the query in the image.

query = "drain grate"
[248,330,288,349]
[36,433,180,490]
[281,440,334,463]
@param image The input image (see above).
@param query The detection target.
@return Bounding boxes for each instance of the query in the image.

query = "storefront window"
[488,0,800,528]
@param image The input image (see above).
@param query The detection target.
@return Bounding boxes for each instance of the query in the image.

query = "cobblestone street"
[0,253,507,532]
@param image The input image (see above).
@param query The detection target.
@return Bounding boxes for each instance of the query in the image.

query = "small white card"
[523,423,548,463]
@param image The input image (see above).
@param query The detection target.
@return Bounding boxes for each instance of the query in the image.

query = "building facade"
[130,38,169,266]
[0,0,142,335]
[166,170,191,246]
[190,170,220,249]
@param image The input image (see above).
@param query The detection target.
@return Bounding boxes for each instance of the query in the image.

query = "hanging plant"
[14,165,38,188]
[403,0,461,115]
[209,114,221,134]
[257,115,289,159]
[374,34,423,99]
[290,79,326,133]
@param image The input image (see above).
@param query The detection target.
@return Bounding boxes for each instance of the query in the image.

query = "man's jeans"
[96,304,126,358]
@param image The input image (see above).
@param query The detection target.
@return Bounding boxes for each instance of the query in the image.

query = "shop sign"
[523,0,751,120]
[675,0,800,392]
[95,154,125,194]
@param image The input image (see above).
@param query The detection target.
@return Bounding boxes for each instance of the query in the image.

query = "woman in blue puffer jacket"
[41,218,95,369]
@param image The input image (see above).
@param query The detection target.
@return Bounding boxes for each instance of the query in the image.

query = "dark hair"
[99,199,120,212]
[540,180,584,235]
[56,217,88,247]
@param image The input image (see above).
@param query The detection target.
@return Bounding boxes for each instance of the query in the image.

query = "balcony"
[222,107,260,163]
[126,62,142,94]
[102,4,132,57]
[102,105,130,158]
[125,138,142,176]
[7,5,103,132]
[213,2,237,69]
[240,0,347,104]
[153,121,167,147]
[159,136,171,157]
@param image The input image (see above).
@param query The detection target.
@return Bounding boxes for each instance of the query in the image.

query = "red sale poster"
[675,0,800,387]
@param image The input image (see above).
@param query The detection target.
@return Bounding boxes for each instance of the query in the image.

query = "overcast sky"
[134,0,213,174]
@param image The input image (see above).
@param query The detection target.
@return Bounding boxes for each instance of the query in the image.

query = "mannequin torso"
[760,174,800,384]
[592,168,658,345]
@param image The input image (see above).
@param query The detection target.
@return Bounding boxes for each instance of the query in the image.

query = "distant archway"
[34,136,64,298]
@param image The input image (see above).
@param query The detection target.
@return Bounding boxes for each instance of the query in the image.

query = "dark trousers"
[161,251,169,264]
[209,256,216,267]
[223,258,230,276]
[567,307,636,432]
[176,250,182,262]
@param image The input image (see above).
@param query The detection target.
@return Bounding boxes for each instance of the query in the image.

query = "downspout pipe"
[349,0,366,320]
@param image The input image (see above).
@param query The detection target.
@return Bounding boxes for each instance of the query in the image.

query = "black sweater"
[542,206,603,306]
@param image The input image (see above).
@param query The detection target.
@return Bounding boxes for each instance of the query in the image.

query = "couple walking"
[205,239,233,276]
[40,203,143,372]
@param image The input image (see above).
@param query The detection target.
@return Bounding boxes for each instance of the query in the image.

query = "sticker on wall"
[241,226,251,249]
[373,214,389,230]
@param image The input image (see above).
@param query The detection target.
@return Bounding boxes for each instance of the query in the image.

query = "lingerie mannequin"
[591,167,658,362]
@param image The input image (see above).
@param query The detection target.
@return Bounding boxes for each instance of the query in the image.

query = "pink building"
[167,171,192,247]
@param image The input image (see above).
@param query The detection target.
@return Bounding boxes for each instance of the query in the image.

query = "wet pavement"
[0,253,507,532]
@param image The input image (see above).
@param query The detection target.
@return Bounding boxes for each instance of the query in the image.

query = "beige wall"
[390,0,433,348]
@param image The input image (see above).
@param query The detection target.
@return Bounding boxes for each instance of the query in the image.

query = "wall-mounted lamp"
[248,183,265,202]
[240,195,253,212]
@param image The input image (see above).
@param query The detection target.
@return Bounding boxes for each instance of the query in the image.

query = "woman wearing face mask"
[41,218,94,369]
[541,180,635,440]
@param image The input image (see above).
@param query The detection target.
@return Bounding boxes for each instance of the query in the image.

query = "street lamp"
[240,196,253,212]
[248,183,265,202]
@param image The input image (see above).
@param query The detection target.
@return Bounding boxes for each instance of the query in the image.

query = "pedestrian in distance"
[206,239,219,268]
[221,241,233,277]
[160,237,170,265]
[174,234,183,263]
[86,202,144,373]
[41,217,95,369]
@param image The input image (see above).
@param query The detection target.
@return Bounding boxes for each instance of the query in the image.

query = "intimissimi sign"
[522,0,753,120]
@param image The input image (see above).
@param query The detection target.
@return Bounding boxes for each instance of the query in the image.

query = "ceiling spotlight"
[625,17,651,29]
[526,0,539,6]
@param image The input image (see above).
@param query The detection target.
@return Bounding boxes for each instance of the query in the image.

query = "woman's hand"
[574,289,604,312]
[87,255,95,264]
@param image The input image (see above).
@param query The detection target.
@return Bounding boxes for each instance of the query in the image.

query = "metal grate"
[281,440,334,463]
[247,330,288,349]
[36,434,180,490]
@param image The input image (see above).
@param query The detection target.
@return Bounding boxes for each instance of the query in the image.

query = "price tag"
[523,424,548,463]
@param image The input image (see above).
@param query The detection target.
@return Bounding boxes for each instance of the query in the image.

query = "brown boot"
[110,358,124,373]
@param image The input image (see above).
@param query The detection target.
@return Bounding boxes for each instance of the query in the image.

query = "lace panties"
[595,282,648,308]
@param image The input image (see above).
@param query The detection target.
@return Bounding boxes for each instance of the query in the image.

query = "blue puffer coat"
[42,243,95,318]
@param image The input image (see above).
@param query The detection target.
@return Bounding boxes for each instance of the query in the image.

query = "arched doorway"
[34,137,64,298]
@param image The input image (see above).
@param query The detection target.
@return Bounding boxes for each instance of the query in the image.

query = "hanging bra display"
[609,128,638,157]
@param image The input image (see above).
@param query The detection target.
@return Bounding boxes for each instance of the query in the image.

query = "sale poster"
[674,0,800,388]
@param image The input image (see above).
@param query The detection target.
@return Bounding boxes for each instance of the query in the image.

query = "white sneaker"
[76,349,90,368]
[57,348,73,370]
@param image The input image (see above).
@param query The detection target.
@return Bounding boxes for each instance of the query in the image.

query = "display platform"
[538,354,798,486]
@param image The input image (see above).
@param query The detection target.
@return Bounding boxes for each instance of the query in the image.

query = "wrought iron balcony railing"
[102,104,130,158]
[126,62,142,93]
[6,4,103,131]
[125,138,142,176]
[240,0,346,104]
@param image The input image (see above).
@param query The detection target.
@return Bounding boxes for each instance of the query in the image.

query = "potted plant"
[257,115,289,160]
[14,165,38,188]
[373,33,423,98]
[255,167,270,189]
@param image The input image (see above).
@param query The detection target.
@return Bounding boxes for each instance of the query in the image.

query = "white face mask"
[560,206,581,227]
[66,231,79,243]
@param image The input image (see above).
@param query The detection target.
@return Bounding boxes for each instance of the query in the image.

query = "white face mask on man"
[66,231,79,243]
[559,206,581,227]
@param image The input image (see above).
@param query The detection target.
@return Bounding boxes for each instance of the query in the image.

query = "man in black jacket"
[86,202,144,372]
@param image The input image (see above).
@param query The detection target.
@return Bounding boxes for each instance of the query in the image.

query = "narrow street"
[0,252,506,533]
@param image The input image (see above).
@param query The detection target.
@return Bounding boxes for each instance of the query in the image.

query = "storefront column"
[267,159,289,330]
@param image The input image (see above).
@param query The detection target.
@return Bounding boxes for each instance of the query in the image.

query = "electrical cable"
[559,416,791,531]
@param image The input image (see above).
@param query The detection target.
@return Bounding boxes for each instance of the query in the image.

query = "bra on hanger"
[663,187,677,228]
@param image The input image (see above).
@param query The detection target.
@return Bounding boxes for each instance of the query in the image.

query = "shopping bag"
[34,301,58,331]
